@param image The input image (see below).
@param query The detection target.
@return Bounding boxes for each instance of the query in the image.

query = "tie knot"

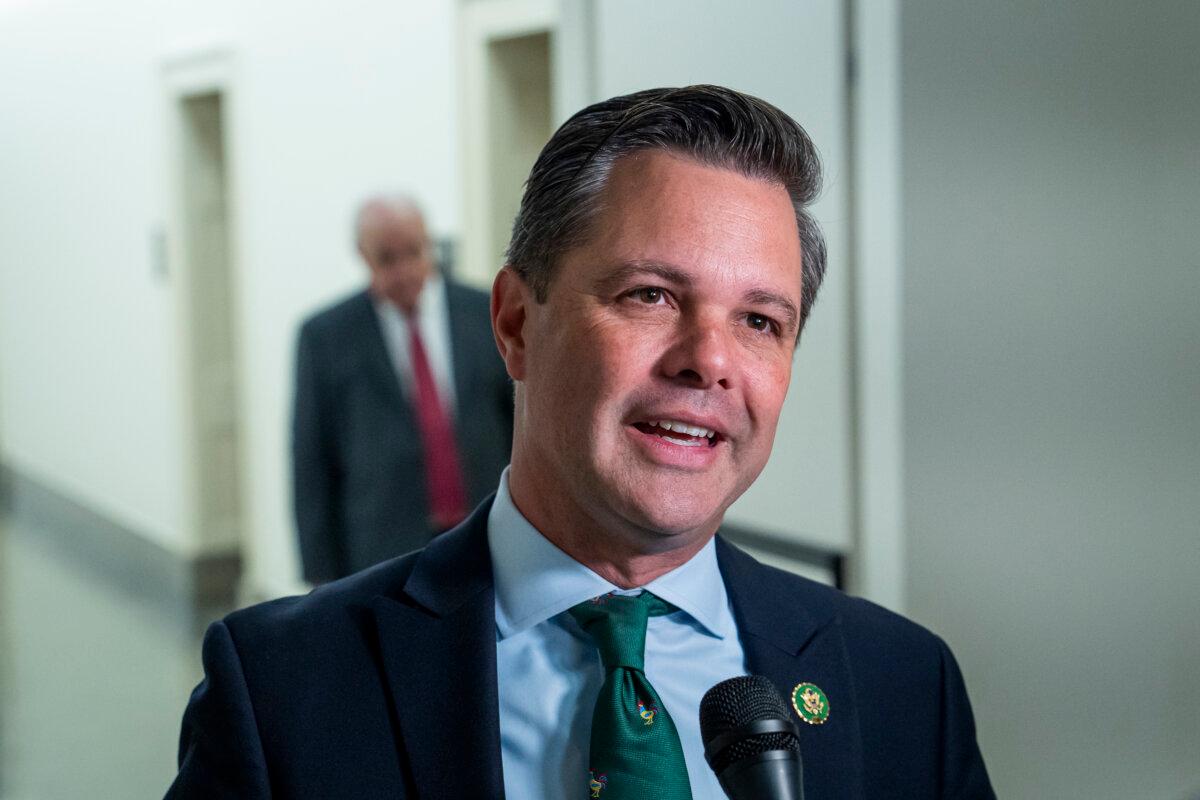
[569,592,676,671]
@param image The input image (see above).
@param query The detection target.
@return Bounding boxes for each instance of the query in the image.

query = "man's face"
[516,150,803,547]
[359,208,433,313]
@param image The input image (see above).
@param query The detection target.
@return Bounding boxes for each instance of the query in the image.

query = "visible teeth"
[647,420,716,439]
[662,434,705,447]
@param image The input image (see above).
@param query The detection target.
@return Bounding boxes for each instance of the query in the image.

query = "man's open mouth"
[632,420,721,448]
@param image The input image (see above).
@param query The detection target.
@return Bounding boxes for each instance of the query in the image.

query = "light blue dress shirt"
[489,471,748,799]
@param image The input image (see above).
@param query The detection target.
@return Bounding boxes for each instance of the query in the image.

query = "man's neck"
[553,536,711,589]
[506,466,717,589]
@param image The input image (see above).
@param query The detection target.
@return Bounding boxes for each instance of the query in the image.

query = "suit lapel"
[368,516,865,798]
[717,537,865,800]
[350,290,412,414]
[371,503,504,798]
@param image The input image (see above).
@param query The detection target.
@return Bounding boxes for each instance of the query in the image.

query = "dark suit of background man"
[169,86,994,798]
[291,196,511,582]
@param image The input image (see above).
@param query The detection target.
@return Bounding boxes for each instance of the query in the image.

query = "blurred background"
[0,0,1197,797]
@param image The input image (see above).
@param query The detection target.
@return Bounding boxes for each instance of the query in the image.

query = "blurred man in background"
[291,195,511,583]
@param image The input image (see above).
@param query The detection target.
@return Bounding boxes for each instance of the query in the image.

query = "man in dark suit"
[169,86,993,798]
[291,196,511,582]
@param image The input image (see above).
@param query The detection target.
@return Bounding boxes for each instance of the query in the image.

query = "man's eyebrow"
[744,288,800,334]
[592,260,693,294]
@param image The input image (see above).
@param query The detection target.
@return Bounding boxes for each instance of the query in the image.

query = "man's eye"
[746,313,778,335]
[632,287,664,304]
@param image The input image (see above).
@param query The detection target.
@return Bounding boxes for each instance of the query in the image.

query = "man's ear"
[491,266,530,381]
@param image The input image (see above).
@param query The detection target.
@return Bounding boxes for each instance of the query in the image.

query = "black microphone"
[699,675,805,800]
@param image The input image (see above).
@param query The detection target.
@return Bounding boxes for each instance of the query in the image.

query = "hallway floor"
[0,510,216,799]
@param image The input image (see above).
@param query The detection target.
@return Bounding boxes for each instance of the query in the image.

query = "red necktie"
[406,313,468,531]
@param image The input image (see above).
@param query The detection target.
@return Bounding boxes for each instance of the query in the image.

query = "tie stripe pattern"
[570,592,693,800]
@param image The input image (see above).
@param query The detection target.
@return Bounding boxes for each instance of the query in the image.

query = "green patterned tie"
[570,592,693,800]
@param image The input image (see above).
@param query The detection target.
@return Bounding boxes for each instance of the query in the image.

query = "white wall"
[901,2,1200,796]
[0,0,458,595]
[592,0,857,554]
[0,0,190,552]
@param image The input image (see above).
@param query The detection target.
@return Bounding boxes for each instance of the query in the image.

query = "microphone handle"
[718,750,804,800]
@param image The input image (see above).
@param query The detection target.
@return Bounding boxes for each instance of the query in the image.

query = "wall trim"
[0,464,240,615]
[846,0,906,612]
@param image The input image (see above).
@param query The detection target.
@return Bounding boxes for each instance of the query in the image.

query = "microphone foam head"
[700,675,801,775]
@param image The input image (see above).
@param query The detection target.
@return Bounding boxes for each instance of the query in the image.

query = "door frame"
[159,47,248,570]
[456,0,594,288]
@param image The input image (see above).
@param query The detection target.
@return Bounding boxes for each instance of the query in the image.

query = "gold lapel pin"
[791,682,830,725]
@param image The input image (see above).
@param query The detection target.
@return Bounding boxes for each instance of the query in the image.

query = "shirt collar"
[487,469,733,641]
[371,270,446,321]
[416,271,446,321]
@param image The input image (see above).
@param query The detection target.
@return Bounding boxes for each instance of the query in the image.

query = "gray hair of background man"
[353,194,425,246]
[505,84,828,332]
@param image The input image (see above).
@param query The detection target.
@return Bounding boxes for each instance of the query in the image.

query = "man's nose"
[659,310,733,390]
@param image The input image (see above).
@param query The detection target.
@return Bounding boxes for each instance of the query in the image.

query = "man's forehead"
[362,210,424,239]
[600,152,796,239]
[586,155,799,265]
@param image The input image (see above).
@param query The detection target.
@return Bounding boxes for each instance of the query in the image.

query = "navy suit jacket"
[292,282,512,582]
[166,498,994,798]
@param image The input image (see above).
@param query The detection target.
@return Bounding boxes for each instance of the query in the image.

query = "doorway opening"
[458,0,564,287]
[176,89,243,605]
[485,31,553,276]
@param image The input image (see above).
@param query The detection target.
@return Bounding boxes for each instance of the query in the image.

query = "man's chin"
[580,459,734,544]
[612,490,727,544]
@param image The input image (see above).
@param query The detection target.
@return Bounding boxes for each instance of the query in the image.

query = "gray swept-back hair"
[505,84,827,331]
